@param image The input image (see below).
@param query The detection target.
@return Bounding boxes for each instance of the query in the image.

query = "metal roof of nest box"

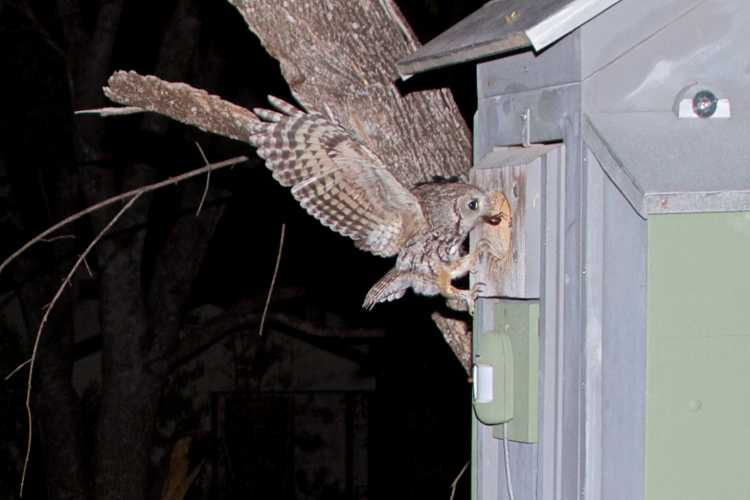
[398,0,750,218]
[396,0,622,78]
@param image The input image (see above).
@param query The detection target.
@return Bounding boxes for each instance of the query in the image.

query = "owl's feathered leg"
[442,283,485,315]
[437,241,491,315]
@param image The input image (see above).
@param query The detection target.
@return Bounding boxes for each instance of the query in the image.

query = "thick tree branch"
[431,311,471,375]
[104,1,473,188]
[141,0,202,136]
[74,0,125,108]
[228,0,472,187]
[103,71,258,143]
[145,181,226,359]
[97,1,478,376]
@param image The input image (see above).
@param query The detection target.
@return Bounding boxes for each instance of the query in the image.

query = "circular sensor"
[692,90,718,118]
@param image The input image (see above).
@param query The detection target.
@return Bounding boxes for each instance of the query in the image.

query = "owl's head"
[413,181,503,237]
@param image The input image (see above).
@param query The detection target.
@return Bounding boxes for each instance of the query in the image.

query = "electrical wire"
[503,421,515,500]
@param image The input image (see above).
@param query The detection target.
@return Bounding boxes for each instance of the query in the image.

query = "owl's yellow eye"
[467,199,479,211]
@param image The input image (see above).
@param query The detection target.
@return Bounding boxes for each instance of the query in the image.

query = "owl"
[248,97,504,314]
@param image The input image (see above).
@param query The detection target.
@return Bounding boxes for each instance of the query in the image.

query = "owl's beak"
[483,213,503,226]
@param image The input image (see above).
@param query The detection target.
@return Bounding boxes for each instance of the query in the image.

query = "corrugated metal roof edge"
[397,32,530,79]
[396,0,624,77]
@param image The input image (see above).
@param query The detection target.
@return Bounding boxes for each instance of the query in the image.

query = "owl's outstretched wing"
[249,96,426,258]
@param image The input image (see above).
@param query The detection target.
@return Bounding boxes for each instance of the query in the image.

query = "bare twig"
[258,223,286,336]
[82,257,93,277]
[0,156,247,278]
[6,2,66,59]
[75,106,144,116]
[4,155,245,497]
[17,193,142,497]
[39,235,76,243]
[4,359,30,381]
[193,142,211,216]
[449,461,469,500]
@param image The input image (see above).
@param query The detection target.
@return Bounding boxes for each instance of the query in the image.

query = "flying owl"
[248,97,505,314]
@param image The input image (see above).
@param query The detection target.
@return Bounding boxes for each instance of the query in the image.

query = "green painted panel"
[646,212,750,500]
[471,299,540,443]
[491,300,539,443]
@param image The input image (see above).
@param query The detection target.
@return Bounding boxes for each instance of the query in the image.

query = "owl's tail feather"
[363,268,408,310]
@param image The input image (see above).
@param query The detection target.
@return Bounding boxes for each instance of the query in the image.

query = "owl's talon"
[466,294,477,316]
[459,281,486,316]
[446,297,467,312]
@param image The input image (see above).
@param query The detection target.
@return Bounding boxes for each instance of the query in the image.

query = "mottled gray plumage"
[249,97,503,313]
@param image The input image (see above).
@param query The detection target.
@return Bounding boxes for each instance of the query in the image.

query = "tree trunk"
[86,160,225,500]
[4,1,476,498]
[229,0,472,188]
[0,1,227,498]
[104,0,477,375]
[0,2,90,497]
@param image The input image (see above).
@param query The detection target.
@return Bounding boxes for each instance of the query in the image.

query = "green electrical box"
[646,212,750,500]
[472,299,540,443]
[473,327,514,425]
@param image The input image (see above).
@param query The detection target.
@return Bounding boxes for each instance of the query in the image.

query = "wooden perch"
[104,71,258,143]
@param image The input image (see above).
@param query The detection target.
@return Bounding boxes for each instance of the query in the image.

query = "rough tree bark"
[230,0,475,374]
[88,166,225,500]
[105,0,475,374]
[4,1,475,499]
[229,0,471,187]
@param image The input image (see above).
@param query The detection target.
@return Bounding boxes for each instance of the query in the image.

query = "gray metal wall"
[473,22,648,499]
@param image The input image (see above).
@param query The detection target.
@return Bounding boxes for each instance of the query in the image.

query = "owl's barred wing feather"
[249,97,426,257]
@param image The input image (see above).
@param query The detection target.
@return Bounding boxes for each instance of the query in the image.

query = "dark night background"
[0,0,486,499]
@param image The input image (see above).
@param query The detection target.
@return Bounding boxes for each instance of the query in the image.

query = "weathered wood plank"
[471,147,546,299]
